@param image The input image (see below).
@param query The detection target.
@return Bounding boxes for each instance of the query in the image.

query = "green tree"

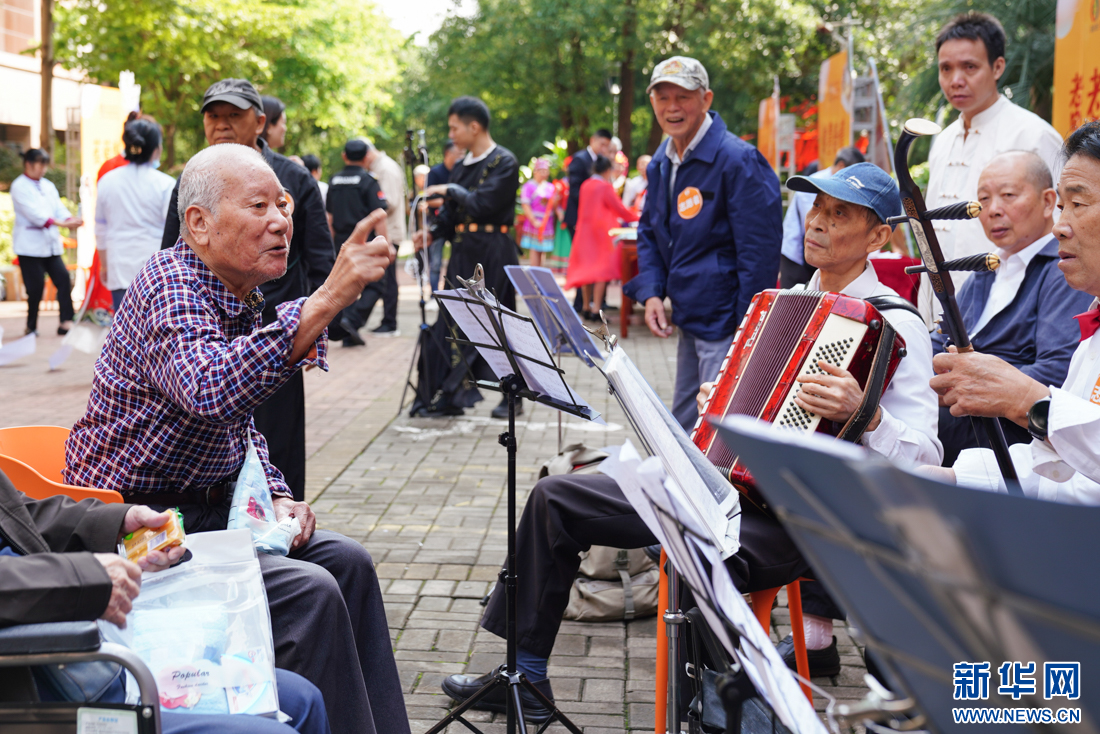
[54,0,404,168]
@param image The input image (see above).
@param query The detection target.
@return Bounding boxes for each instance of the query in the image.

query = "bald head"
[976,150,1057,254]
[178,144,276,239]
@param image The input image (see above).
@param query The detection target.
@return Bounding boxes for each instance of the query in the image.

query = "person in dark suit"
[0,469,329,734]
[932,151,1094,465]
[159,79,337,502]
[563,129,613,237]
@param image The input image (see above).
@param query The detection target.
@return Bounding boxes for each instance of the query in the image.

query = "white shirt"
[805,264,943,466]
[463,143,498,166]
[955,299,1100,504]
[918,96,1063,327]
[622,175,647,208]
[781,168,833,265]
[971,233,1054,336]
[370,151,408,244]
[317,180,328,207]
[667,113,714,195]
[95,163,176,291]
[10,174,72,258]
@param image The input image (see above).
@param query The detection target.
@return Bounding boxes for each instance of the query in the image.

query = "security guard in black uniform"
[327,139,391,345]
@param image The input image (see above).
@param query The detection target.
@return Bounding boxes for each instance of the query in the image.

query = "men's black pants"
[18,255,74,333]
[344,260,398,330]
[479,472,843,660]
[154,501,410,734]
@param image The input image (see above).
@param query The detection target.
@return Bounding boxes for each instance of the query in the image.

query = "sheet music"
[436,287,595,416]
[500,314,578,406]
[505,265,603,366]
[435,288,516,378]
[0,333,35,366]
[602,346,739,557]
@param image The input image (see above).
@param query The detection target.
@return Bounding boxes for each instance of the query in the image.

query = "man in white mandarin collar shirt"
[918,12,1063,328]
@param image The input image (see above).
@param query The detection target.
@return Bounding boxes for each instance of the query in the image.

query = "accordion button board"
[773,315,868,433]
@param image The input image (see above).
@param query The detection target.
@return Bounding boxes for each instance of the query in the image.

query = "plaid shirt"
[64,241,328,498]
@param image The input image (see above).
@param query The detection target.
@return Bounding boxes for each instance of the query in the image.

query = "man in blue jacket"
[624,57,783,431]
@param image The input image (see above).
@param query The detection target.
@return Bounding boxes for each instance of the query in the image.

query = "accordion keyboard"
[774,314,869,433]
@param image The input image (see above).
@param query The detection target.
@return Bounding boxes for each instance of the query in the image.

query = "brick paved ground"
[0,270,871,732]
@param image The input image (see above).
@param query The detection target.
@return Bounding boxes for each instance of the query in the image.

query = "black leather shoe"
[777,634,841,678]
[441,670,554,722]
[491,397,522,419]
[342,330,366,347]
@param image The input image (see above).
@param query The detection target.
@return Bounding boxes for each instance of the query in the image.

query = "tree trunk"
[164,123,177,169]
[617,0,636,160]
[647,112,664,154]
[40,0,53,151]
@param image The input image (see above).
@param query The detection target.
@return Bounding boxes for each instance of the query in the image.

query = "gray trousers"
[160,502,410,734]
[672,330,735,432]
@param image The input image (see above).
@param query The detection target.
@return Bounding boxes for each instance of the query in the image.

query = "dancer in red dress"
[565,155,639,320]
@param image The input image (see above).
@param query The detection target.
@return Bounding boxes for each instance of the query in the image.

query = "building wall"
[0,0,84,150]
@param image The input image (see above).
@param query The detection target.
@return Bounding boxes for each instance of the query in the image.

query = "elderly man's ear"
[184,205,213,249]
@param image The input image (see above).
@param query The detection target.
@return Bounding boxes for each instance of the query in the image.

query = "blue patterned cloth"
[64,241,327,498]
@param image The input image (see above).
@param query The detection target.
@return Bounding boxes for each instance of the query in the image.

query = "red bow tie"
[1074,308,1100,342]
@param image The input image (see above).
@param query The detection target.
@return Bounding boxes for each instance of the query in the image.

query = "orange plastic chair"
[654,563,812,734]
[0,425,123,504]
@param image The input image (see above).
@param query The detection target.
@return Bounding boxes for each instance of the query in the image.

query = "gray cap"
[202,78,263,114]
[647,57,710,94]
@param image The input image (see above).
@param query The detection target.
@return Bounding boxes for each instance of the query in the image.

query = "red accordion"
[691,289,907,508]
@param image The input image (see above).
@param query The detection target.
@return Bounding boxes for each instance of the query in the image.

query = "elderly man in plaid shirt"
[63,144,409,734]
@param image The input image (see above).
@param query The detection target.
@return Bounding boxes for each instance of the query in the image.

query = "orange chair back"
[0,426,71,483]
[0,426,123,504]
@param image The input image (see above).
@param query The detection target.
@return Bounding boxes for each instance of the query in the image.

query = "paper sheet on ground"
[0,333,36,366]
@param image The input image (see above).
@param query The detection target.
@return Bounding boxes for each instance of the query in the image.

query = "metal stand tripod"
[426,374,583,734]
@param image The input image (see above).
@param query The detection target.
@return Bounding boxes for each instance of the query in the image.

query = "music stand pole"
[664,564,684,734]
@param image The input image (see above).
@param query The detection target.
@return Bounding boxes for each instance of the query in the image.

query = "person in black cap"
[326,138,391,346]
[415,96,522,418]
[159,78,339,501]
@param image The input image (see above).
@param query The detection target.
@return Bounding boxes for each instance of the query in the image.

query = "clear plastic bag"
[102,529,281,716]
[227,438,300,556]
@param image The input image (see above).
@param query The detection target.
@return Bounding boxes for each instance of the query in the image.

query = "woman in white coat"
[95,118,176,311]
[10,149,83,335]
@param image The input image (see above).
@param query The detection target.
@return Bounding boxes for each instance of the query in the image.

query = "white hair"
[177,144,272,239]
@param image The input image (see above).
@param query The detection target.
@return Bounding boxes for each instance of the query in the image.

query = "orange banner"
[1054,0,1100,136]
[757,96,777,171]
[817,50,851,168]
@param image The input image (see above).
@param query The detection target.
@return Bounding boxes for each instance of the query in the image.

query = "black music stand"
[429,269,597,734]
[711,416,1100,733]
[506,265,604,452]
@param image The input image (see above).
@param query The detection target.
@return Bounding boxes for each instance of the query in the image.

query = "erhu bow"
[892,117,1023,494]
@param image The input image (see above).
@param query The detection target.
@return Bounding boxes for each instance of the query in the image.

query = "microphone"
[905,252,1000,275]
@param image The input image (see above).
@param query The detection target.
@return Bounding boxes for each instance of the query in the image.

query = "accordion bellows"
[692,289,905,501]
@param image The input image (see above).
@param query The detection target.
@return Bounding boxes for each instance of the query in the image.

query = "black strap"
[865,294,921,319]
[838,319,900,442]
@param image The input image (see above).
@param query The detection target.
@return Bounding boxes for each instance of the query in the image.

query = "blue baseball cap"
[787,163,903,228]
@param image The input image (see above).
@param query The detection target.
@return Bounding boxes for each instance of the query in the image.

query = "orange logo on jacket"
[677,187,703,219]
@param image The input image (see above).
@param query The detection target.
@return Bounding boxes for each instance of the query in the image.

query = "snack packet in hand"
[122,508,185,563]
